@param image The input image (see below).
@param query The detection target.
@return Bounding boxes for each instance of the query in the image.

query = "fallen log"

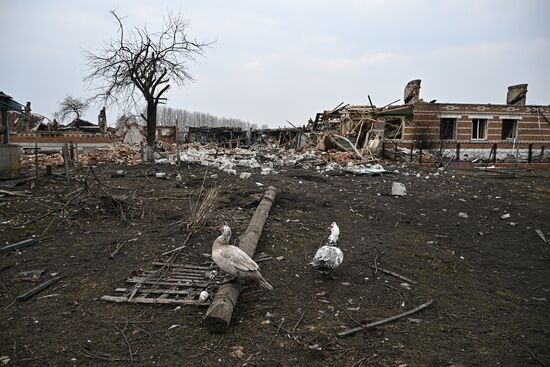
[337,300,434,337]
[204,186,277,333]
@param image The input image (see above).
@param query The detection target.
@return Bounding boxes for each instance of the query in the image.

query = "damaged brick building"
[313,81,549,163]
[383,81,550,161]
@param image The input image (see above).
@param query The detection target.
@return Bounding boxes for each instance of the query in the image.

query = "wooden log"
[204,186,278,333]
[17,275,65,301]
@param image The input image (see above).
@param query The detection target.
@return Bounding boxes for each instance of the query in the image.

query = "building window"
[501,119,517,139]
[471,118,487,140]
[439,118,456,140]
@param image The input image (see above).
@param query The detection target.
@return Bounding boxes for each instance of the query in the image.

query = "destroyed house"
[313,81,549,162]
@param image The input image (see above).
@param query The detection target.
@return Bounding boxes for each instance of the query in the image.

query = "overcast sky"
[1,0,549,127]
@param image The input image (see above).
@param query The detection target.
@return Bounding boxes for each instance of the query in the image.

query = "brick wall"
[404,102,550,145]
[10,132,112,144]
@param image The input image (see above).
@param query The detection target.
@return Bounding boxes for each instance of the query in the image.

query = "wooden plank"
[166,271,209,278]
[114,287,205,296]
[126,278,212,288]
[1,239,38,252]
[142,270,207,278]
[152,262,213,270]
[17,276,65,301]
[129,275,210,283]
[101,295,210,306]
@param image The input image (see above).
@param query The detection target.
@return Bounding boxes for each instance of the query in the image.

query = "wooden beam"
[1,239,38,252]
[204,186,278,333]
[17,276,65,301]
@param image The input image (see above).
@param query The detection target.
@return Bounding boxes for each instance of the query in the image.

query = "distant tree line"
[158,106,267,130]
[116,106,269,131]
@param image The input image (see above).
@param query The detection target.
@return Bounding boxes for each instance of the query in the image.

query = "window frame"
[501,119,517,140]
[471,118,488,140]
[439,117,457,140]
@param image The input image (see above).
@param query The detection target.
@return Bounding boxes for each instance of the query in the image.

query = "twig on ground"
[109,242,127,259]
[370,265,417,285]
[269,318,285,345]
[338,300,434,337]
[200,346,226,366]
[338,304,362,327]
[506,336,548,367]
[292,310,306,332]
[373,248,385,275]
[112,323,134,365]
[78,348,133,362]
[382,284,404,307]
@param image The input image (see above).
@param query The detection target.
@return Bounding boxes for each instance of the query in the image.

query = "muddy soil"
[1,161,549,366]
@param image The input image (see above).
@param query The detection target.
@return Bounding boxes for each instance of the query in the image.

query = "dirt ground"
[1,159,549,367]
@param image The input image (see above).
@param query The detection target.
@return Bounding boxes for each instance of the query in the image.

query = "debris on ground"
[391,182,407,196]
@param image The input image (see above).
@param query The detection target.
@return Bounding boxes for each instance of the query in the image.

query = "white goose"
[211,223,273,290]
[309,222,343,277]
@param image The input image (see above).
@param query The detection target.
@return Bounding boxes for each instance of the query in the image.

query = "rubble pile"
[178,144,386,177]
[82,144,143,166]
[20,143,175,168]
[20,152,64,167]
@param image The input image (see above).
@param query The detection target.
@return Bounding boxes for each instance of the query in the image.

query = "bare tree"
[57,95,89,123]
[84,10,211,156]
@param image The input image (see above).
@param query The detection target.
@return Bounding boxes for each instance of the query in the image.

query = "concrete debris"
[112,170,126,178]
[239,172,251,179]
[343,163,386,175]
[176,144,385,177]
[391,182,407,196]
[155,172,168,179]
[501,213,511,219]
[458,212,469,219]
